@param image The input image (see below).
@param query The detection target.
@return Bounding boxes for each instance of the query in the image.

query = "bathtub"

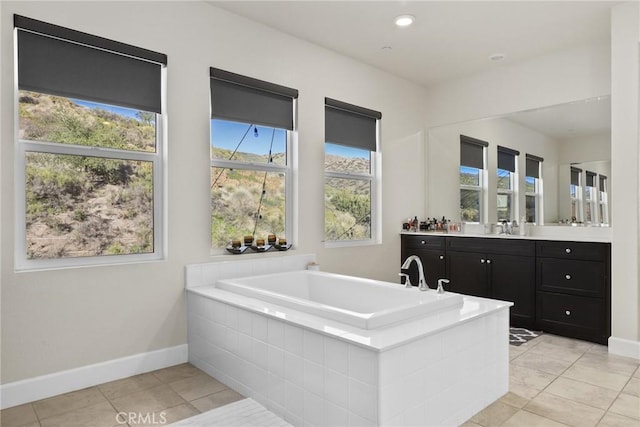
[186,256,511,426]
[216,270,464,329]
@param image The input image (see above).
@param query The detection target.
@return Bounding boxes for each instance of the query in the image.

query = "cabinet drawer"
[402,235,445,250]
[447,236,534,256]
[538,258,604,297]
[536,241,608,261]
[537,292,603,333]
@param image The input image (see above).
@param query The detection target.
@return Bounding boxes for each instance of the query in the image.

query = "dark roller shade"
[571,167,582,186]
[599,175,607,191]
[586,171,597,187]
[497,146,519,172]
[460,135,488,169]
[526,154,543,178]
[15,15,166,113]
[210,68,298,130]
[325,98,381,152]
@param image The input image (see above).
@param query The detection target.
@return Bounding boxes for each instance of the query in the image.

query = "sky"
[72,99,141,119]
[71,100,370,160]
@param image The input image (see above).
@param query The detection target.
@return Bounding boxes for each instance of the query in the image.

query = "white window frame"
[324,123,381,248]
[14,87,166,271]
[209,121,295,253]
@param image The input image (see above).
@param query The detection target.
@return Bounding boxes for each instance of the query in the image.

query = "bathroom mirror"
[427,96,611,226]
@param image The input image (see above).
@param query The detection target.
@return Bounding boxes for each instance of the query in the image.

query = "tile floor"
[0,363,243,427]
[1,334,638,427]
[465,334,640,427]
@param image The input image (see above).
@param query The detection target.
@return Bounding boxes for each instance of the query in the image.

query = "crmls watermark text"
[116,412,167,425]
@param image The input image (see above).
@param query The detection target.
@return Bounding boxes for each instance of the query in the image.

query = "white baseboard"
[0,344,188,410]
[608,336,640,360]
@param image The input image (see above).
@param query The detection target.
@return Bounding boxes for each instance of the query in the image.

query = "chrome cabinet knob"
[421,240,425,244]
[565,248,572,254]
[565,274,571,280]
[480,259,486,263]
[486,259,492,264]
[439,255,444,260]
[565,310,571,316]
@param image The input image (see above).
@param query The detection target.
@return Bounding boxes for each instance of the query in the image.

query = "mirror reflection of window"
[585,171,597,224]
[497,146,519,222]
[598,175,609,225]
[525,154,543,224]
[570,167,583,222]
[460,135,488,223]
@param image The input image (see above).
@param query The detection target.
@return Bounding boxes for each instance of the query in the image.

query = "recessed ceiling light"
[489,53,507,62]
[395,15,415,27]
[381,46,393,51]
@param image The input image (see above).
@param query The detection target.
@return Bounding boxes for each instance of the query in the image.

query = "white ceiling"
[209,1,615,88]
[505,96,611,140]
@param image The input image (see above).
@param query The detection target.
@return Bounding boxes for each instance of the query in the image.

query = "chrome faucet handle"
[436,278,450,294]
[398,272,412,288]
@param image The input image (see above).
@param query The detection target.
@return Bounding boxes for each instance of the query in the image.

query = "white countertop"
[188,284,511,352]
[401,226,612,243]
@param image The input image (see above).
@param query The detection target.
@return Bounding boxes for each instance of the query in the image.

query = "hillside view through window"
[19,91,156,259]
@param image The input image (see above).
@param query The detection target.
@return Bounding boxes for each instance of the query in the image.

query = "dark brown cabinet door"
[446,251,489,297]
[490,254,536,328]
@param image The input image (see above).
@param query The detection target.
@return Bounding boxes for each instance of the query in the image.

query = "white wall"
[558,131,612,164]
[428,117,559,224]
[0,1,428,384]
[610,1,640,352]
[423,41,611,128]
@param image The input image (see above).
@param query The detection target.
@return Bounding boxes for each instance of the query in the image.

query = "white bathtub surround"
[185,253,316,289]
[186,261,511,426]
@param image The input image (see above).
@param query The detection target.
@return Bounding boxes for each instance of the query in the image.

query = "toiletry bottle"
[412,216,419,232]
[520,216,527,236]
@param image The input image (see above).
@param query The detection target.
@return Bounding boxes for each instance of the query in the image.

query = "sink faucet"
[401,255,429,291]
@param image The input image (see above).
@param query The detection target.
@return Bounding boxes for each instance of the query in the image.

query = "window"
[496,146,519,222]
[570,167,583,222]
[210,68,298,250]
[460,135,488,223]
[585,171,597,224]
[324,98,381,244]
[598,175,609,225]
[525,154,543,224]
[14,15,166,269]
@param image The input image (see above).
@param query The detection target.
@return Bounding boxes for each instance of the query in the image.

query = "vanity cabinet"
[536,241,611,344]
[400,235,446,288]
[400,234,611,342]
[446,237,536,328]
